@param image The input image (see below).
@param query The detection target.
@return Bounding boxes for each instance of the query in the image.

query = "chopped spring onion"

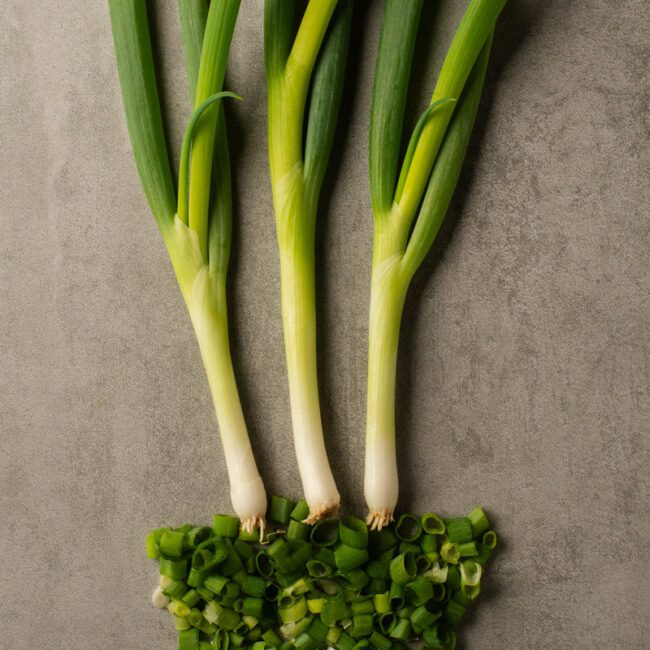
[148,502,495,648]
[264,0,352,522]
[364,0,508,528]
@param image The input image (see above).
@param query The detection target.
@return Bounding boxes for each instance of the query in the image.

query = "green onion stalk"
[365,0,507,528]
[264,0,352,522]
[109,0,266,532]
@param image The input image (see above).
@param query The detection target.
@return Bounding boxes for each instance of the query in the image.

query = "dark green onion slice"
[421,534,439,554]
[349,613,373,638]
[446,565,461,591]
[443,600,465,626]
[350,599,374,616]
[378,611,396,634]
[294,632,317,650]
[421,513,446,535]
[185,526,213,550]
[389,581,404,609]
[269,496,294,525]
[366,560,389,580]
[203,575,229,596]
[242,575,267,598]
[339,517,369,549]
[146,532,159,559]
[286,519,310,542]
[334,544,369,572]
[234,538,254,560]
[440,541,461,564]
[289,499,309,522]
[416,554,433,573]
[242,596,265,618]
[482,529,498,549]
[389,552,416,585]
[160,530,185,558]
[431,582,446,603]
[365,578,387,595]
[308,617,329,642]
[399,541,420,556]
[368,528,398,557]
[163,580,188,600]
[321,597,349,625]
[221,550,245,576]
[262,629,283,647]
[411,603,442,630]
[444,518,473,543]
[278,596,307,623]
[458,541,478,557]
[390,617,412,641]
[369,630,392,649]
[255,551,274,578]
[181,589,200,608]
[395,514,422,542]
[195,587,213,601]
[178,627,199,650]
[159,557,187,581]
[344,568,370,589]
[467,506,490,537]
[307,559,334,578]
[214,514,240,539]
[404,575,434,606]
[311,519,339,546]
[264,583,279,602]
[373,591,390,614]
[334,632,355,650]
[422,624,449,649]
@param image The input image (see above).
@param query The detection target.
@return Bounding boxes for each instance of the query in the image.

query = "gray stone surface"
[1,1,649,648]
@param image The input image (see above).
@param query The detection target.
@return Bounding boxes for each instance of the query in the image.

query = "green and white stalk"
[365,0,507,529]
[109,0,266,531]
[264,0,352,522]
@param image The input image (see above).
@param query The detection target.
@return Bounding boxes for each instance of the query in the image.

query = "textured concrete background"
[1,1,649,648]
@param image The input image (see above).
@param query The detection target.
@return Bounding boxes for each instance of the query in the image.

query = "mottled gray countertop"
[1,1,649,649]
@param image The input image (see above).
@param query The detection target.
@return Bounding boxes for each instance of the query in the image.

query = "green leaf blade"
[369,0,423,218]
[401,36,493,279]
[398,0,507,220]
[188,0,241,261]
[109,0,176,230]
[178,0,209,103]
[303,0,353,200]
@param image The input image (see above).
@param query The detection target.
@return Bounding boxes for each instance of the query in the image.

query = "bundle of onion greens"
[109,0,508,648]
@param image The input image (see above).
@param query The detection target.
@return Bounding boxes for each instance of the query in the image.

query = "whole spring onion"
[364,0,508,528]
[109,0,266,531]
[264,0,352,522]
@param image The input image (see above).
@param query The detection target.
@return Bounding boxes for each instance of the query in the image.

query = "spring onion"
[364,0,508,528]
[109,0,266,531]
[264,0,352,522]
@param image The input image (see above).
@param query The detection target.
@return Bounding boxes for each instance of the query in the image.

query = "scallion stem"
[109,0,266,530]
[265,0,352,522]
[365,0,505,526]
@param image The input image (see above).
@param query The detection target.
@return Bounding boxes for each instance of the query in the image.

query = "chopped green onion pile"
[147,500,497,649]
